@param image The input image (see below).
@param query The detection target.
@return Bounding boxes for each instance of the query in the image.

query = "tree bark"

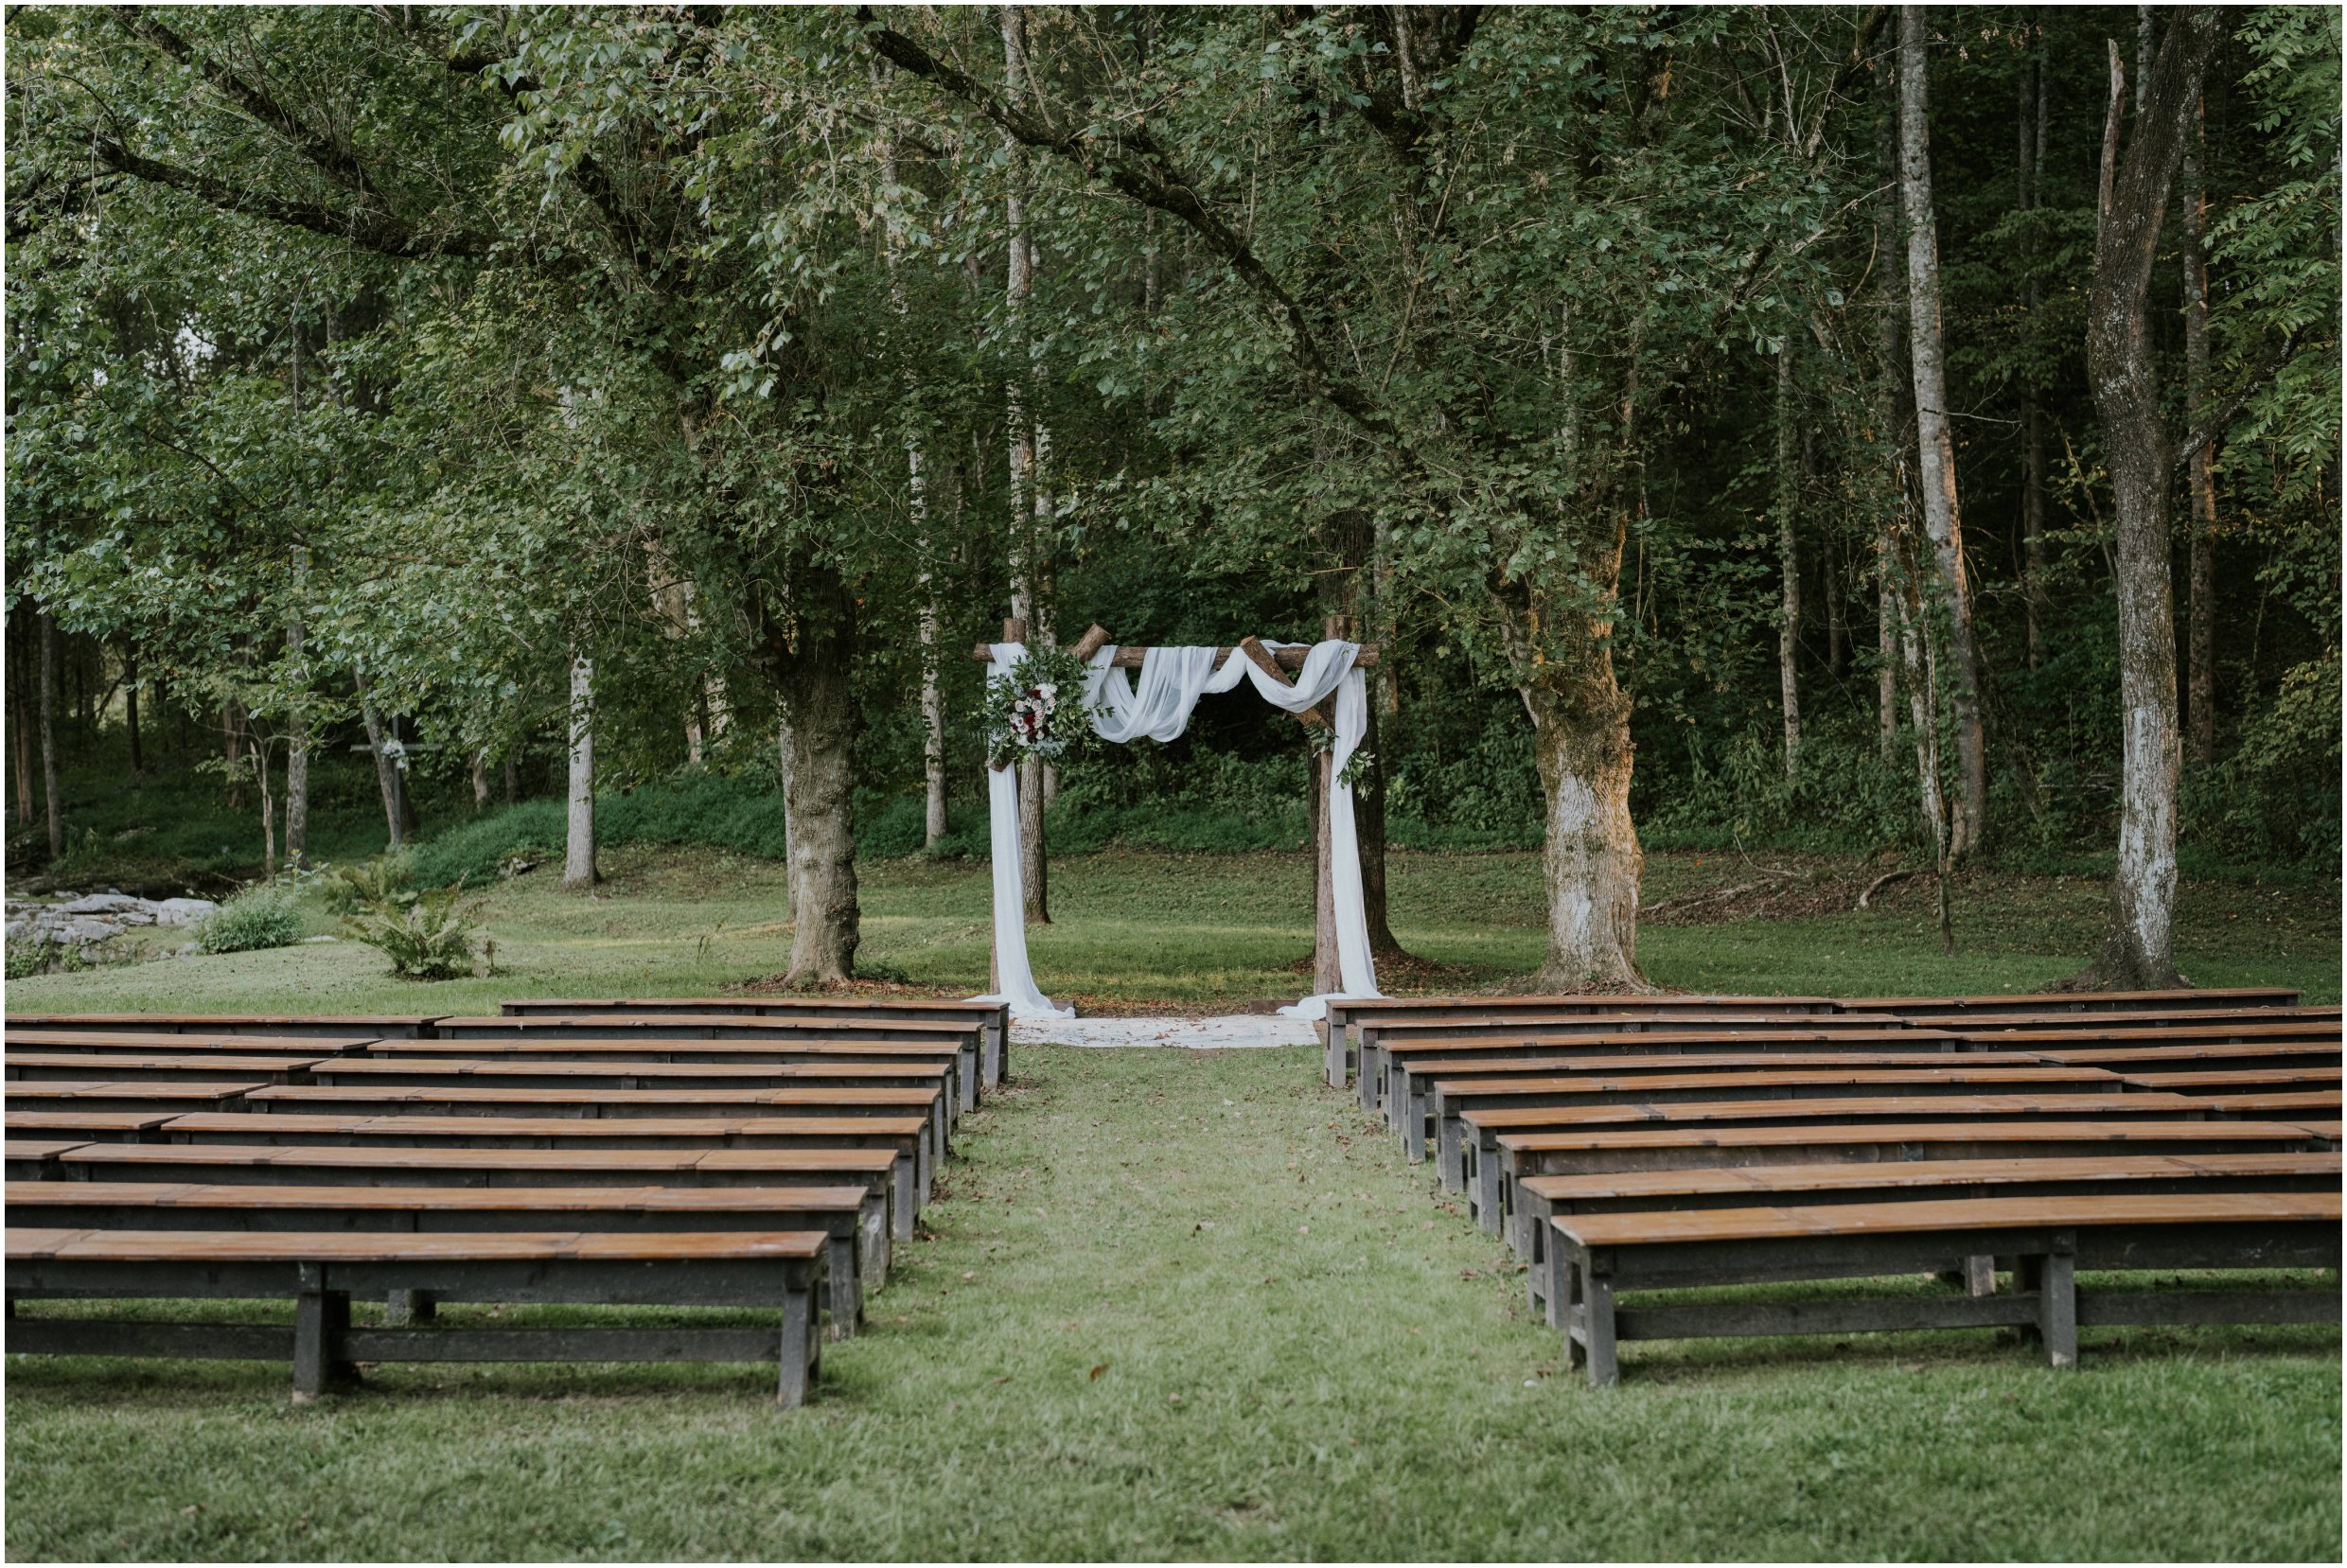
[11,636,35,825]
[39,609,62,860]
[2181,96,2218,766]
[2082,13,2228,989]
[2021,21,2050,670]
[222,701,246,811]
[563,654,598,891]
[471,749,491,812]
[1775,341,1803,778]
[1002,6,1051,921]
[356,668,403,850]
[503,752,519,806]
[770,576,862,984]
[1523,671,1644,991]
[1873,100,1909,764]
[1897,8,1987,857]
[124,649,145,776]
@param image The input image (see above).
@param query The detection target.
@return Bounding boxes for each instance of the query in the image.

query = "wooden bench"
[2114,1067,2342,1091]
[4,1031,378,1057]
[1892,1010,2340,1038]
[1833,986,2304,1016]
[502,997,1013,1089]
[6,1014,433,1038]
[1441,1070,2138,1205]
[1518,1150,2344,1319]
[358,1037,975,1116]
[7,1181,881,1338]
[1351,1015,1915,1109]
[1544,1191,2340,1385]
[5,1227,831,1405]
[430,1016,985,1114]
[2038,1039,2342,1068]
[1461,1090,2285,1235]
[1490,1117,2341,1256]
[24,1141,904,1263]
[1385,1048,2056,1154]
[238,1084,951,1181]
[6,1082,265,1108]
[7,1052,330,1084]
[1323,995,1843,1088]
[5,1111,934,1239]
[1366,1026,1961,1117]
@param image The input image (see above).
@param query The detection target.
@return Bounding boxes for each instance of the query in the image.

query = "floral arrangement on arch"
[984,645,1102,771]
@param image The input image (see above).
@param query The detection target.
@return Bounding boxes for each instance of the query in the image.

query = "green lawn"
[5,847,2340,1559]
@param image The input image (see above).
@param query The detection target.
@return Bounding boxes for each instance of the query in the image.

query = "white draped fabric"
[973,640,1384,1022]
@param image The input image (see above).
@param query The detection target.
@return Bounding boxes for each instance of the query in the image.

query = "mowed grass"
[9,842,2340,1012]
[5,847,2340,1559]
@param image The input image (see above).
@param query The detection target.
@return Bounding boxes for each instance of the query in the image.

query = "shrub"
[322,853,416,915]
[343,879,485,980]
[195,887,305,954]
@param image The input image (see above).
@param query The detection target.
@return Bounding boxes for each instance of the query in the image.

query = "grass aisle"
[6,1043,2338,1561]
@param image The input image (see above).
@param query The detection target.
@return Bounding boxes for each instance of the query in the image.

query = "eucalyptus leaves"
[984,646,1101,772]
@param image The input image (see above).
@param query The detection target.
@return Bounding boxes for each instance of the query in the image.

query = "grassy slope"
[5,847,2340,1559]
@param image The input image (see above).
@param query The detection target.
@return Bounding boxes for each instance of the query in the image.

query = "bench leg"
[1356,1043,1381,1110]
[891,1154,917,1243]
[1533,1223,1565,1328]
[1475,1141,1506,1236]
[385,1290,436,1325]
[1324,1021,1347,1089]
[292,1286,351,1403]
[860,1193,891,1290]
[826,1234,862,1341]
[961,1045,980,1112]
[778,1281,820,1409]
[1563,1256,1619,1387]
[1964,1255,1997,1297]
[985,1021,1004,1091]
[2037,1250,2077,1369]
[1403,1087,1431,1164]
[1438,1113,1465,1193]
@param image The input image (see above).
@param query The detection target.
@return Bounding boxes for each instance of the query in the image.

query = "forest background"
[5,5,2338,991]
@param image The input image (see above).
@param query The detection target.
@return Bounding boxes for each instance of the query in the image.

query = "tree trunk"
[772,588,862,984]
[1873,100,1910,765]
[1311,747,1340,995]
[471,749,491,812]
[11,642,34,825]
[256,744,276,881]
[356,670,403,851]
[2181,97,2218,766]
[776,715,799,925]
[1898,8,1987,857]
[124,649,144,776]
[563,654,598,891]
[39,609,62,860]
[1522,672,1644,991]
[503,752,519,806]
[222,701,246,811]
[2082,14,2227,989]
[2021,22,2050,670]
[1003,6,1051,922]
[284,608,309,869]
[1775,341,1802,778]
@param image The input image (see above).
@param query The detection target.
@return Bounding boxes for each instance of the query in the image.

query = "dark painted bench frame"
[498,997,1012,1090]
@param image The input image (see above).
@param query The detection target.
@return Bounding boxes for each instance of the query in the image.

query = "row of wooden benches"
[1319,990,2340,1383]
[4,1001,1009,1405]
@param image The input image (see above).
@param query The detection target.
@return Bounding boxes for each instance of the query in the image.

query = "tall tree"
[1897,8,1988,857]
[2180,95,2219,765]
[563,654,598,891]
[2079,8,2231,988]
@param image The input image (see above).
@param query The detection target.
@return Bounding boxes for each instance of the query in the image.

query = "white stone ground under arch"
[1009,1014,1319,1049]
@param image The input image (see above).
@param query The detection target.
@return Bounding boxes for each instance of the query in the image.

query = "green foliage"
[194,888,305,955]
[341,878,484,981]
[322,853,416,916]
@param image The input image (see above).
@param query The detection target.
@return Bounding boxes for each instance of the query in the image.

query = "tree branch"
[91,135,489,258]
[114,5,391,206]
[856,5,1408,454]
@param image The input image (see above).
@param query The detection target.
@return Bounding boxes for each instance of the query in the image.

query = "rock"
[59,917,122,943]
[175,943,201,957]
[56,894,141,916]
[152,898,220,927]
[301,934,338,943]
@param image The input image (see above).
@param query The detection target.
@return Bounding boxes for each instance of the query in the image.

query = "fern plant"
[342,878,483,980]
